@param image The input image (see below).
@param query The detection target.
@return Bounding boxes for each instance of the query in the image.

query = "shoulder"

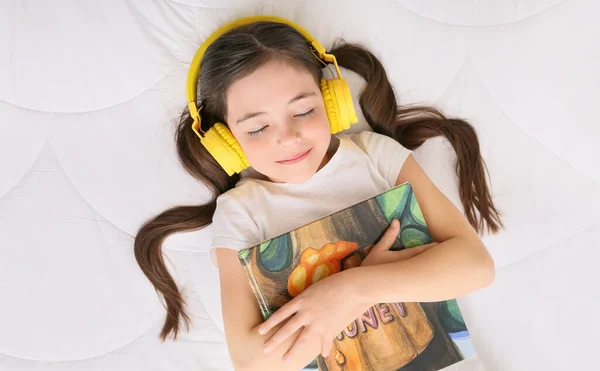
[345,130,398,149]
[215,179,262,212]
[211,182,262,254]
[214,178,279,223]
[341,130,413,188]
[342,130,411,160]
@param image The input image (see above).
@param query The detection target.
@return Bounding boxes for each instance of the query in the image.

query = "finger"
[282,326,311,363]
[258,300,298,335]
[263,313,306,354]
[372,219,401,253]
[321,336,334,358]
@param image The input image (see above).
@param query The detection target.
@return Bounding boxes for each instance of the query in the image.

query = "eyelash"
[248,127,266,137]
[295,108,315,118]
[247,109,315,137]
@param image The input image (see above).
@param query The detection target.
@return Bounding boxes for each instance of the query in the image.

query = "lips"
[276,148,312,165]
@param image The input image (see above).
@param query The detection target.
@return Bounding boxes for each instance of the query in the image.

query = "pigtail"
[134,108,237,341]
[331,42,503,234]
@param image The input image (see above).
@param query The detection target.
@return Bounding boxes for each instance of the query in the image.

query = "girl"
[135,16,502,371]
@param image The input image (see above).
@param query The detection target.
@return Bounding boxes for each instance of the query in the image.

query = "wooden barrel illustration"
[321,302,434,371]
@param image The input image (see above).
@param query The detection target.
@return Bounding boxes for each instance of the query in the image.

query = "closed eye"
[248,126,267,137]
[247,108,313,137]
[294,108,314,118]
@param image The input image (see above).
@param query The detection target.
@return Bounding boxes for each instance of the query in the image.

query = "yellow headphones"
[186,15,358,176]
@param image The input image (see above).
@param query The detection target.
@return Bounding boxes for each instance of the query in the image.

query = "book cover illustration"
[238,183,483,371]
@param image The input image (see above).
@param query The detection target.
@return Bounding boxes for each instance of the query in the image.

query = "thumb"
[321,337,334,358]
[372,219,401,253]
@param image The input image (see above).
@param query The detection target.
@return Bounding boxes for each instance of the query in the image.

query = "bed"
[1,0,598,370]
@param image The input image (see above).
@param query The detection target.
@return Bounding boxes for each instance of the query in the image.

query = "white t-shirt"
[209,130,412,266]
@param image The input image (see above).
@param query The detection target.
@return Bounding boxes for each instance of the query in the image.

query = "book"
[237,182,484,371]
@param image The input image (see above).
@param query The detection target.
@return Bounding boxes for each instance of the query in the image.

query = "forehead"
[225,59,319,117]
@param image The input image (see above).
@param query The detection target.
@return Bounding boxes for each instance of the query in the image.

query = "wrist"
[341,266,379,310]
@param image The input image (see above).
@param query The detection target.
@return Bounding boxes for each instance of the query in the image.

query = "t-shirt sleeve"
[209,193,260,267]
[349,130,413,188]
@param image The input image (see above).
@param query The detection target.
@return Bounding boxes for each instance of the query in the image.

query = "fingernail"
[392,219,399,228]
[258,326,266,335]
[283,356,290,363]
[264,344,271,353]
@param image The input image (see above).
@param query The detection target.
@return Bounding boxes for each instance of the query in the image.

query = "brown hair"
[134,21,503,341]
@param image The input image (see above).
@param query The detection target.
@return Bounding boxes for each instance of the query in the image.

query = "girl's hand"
[257,270,370,361]
[361,219,439,267]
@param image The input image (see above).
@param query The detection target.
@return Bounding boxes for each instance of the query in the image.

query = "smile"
[276,149,312,165]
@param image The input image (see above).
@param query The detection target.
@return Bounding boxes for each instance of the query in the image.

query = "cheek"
[236,137,273,169]
[309,115,332,142]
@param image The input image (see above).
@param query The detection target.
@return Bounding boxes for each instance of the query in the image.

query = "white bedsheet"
[1,1,598,370]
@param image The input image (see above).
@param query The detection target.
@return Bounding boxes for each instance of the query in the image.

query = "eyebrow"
[235,92,317,124]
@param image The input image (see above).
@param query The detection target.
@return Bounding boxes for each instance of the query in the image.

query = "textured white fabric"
[1,1,599,370]
[210,131,412,265]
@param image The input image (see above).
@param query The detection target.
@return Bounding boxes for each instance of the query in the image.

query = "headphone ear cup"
[321,79,340,133]
[200,123,249,176]
[321,78,358,134]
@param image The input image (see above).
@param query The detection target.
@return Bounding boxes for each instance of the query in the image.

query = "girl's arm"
[360,153,495,302]
[216,247,322,371]
[351,153,495,302]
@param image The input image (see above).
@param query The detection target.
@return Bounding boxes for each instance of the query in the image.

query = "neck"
[318,134,340,171]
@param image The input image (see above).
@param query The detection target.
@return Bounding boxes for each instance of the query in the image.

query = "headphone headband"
[186,15,342,138]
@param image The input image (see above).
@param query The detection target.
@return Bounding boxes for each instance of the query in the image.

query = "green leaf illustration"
[446,299,465,324]
[410,192,427,226]
[437,299,467,334]
[259,239,272,253]
[238,249,250,260]
[401,227,433,248]
[375,184,409,221]
[259,235,293,272]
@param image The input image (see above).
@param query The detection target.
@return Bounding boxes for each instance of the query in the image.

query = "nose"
[276,122,301,147]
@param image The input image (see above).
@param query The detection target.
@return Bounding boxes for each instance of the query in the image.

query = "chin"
[257,156,323,184]
[266,165,317,184]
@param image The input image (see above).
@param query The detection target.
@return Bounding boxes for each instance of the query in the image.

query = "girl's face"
[225,59,332,184]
